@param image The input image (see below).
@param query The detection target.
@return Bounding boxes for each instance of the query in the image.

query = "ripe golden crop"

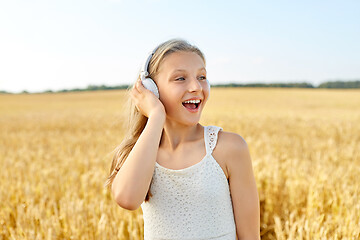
[0,88,359,239]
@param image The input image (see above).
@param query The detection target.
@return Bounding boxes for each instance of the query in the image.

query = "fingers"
[130,79,142,113]
[131,78,152,113]
[129,90,140,112]
[132,79,137,89]
[131,79,141,94]
[136,78,146,93]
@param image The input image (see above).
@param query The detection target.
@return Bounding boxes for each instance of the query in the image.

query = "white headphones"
[140,47,160,98]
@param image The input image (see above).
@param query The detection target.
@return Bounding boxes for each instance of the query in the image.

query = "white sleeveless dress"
[140,125,237,240]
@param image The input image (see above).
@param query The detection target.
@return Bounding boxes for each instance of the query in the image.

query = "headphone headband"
[140,45,160,80]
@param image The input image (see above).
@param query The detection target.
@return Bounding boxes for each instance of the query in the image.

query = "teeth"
[183,99,201,104]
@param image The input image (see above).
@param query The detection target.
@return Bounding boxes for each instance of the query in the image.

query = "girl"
[105,38,260,240]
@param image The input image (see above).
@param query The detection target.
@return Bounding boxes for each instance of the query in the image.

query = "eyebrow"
[171,67,207,74]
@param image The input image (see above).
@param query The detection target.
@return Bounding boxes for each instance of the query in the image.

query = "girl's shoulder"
[214,127,249,168]
[216,127,247,150]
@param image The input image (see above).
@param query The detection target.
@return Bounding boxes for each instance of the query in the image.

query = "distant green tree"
[4,80,360,94]
[318,80,360,88]
[212,82,315,88]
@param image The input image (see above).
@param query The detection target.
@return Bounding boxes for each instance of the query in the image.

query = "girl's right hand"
[130,78,166,119]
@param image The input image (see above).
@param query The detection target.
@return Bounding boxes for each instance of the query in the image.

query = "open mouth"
[182,100,201,110]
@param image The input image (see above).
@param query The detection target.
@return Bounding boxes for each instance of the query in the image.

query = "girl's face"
[154,51,210,126]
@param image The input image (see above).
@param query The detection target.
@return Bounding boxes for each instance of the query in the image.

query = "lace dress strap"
[205,125,223,156]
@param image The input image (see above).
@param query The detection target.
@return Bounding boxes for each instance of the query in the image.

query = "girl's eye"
[175,76,206,81]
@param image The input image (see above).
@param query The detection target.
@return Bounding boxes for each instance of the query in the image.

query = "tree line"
[1,80,359,94]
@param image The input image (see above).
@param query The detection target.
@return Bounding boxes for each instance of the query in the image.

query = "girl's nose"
[188,77,202,92]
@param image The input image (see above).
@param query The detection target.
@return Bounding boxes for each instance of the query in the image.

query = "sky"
[0,0,359,93]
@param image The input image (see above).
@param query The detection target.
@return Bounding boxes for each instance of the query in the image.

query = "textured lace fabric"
[140,126,237,240]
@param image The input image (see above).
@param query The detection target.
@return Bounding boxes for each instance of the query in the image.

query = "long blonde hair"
[104,38,206,202]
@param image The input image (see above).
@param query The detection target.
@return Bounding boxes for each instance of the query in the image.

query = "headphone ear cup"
[142,78,160,98]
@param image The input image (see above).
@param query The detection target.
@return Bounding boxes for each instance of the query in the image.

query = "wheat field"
[0,88,359,240]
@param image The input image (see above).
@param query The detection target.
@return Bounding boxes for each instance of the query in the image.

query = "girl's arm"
[111,111,165,210]
[225,133,261,240]
[112,78,166,211]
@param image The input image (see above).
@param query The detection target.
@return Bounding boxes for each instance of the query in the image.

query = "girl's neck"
[159,121,204,152]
